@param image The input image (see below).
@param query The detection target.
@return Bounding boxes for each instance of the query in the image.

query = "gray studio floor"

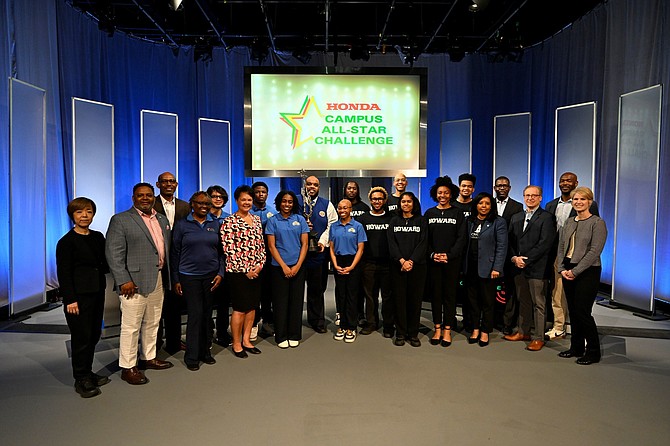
[1,276,670,446]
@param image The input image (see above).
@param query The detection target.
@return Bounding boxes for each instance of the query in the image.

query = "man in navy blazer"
[493,176,524,334]
[106,183,174,385]
[153,171,190,354]
[544,172,599,340]
[504,185,556,351]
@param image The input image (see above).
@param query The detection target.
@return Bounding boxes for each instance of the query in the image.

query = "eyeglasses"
[159,179,177,184]
[495,184,511,189]
[523,194,541,198]
[210,195,224,200]
[370,197,385,201]
[192,201,212,207]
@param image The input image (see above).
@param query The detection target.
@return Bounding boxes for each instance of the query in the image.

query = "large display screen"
[244,66,427,177]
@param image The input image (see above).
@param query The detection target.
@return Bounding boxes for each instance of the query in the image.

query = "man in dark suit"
[493,176,524,334]
[106,183,174,385]
[153,172,190,353]
[544,172,599,339]
[504,185,555,351]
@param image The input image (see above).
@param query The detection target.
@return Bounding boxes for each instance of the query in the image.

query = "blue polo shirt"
[265,213,310,267]
[251,204,276,230]
[170,213,225,282]
[329,218,367,256]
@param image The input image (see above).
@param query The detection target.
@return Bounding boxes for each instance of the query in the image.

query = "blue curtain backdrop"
[0,0,668,302]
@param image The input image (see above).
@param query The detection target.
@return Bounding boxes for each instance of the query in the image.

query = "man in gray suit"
[106,183,174,385]
[504,185,555,352]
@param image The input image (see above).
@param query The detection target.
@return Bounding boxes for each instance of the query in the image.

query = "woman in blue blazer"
[463,192,508,346]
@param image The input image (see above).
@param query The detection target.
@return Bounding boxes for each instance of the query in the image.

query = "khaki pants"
[550,257,569,332]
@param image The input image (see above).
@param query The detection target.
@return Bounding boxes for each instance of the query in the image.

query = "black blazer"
[508,207,556,279]
[154,196,191,224]
[545,197,599,218]
[499,198,524,225]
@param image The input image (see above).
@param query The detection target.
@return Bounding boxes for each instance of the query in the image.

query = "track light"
[169,0,184,12]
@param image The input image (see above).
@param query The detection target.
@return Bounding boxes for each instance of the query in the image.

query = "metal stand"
[633,312,670,321]
[596,299,620,310]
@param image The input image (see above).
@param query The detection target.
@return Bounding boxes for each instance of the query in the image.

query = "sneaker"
[334,313,341,326]
[277,340,289,349]
[545,328,567,340]
[288,340,299,348]
[344,330,357,343]
[250,324,259,341]
[333,328,345,341]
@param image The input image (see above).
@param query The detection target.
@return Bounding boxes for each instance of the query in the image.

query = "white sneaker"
[288,340,299,348]
[545,328,566,339]
[344,330,357,343]
[250,324,259,341]
[277,340,289,349]
[335,313,341,326]
[333,328,345,341]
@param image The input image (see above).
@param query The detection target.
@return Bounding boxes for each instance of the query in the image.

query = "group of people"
[56,170,607,398]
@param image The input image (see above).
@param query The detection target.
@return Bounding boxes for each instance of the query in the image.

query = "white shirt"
[160,195,176,227]
[555,198,572,230]
[523,208,537,231]
[496,197,508,216]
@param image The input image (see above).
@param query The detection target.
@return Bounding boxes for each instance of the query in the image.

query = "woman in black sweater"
[424,176,467,347]
[387,192,428,347]
[56,197,109,398]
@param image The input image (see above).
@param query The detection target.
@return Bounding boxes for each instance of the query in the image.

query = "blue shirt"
[251,204,276,230]
[265,213,309,267]
[170,213,225,282]
[329,218,367,256]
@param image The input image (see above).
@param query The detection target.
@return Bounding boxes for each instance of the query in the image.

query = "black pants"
[64,293,105,380]
[361,261,393,330]
[466,269,497,333]
[212,277,231,342]
[271,265,306,343]
[305,261,325,329]
[392,263,427,339]
[333,255,362,331]
[254,261,274,326]
[181,273,216,366]
[501,263,518,330]
[429,260,461,327]
[563,264,601,357]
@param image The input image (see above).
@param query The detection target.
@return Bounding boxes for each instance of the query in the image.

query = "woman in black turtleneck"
[387,191,428,347]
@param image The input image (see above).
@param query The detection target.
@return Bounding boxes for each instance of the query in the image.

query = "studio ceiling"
[68,0,605,62]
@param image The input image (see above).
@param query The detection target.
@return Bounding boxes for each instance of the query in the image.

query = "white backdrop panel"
[493,113,531,203]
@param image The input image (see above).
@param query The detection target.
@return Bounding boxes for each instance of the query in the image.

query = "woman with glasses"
[170,192,224,371]
[206,185,232,348]
[221,185,266,358]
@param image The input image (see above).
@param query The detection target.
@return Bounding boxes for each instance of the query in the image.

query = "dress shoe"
[121,367,148,385]
[430,325,442,345]
[409,337,421,347]
[214,336,232,347]
[312,325,328,334]
[526,340,545,351]
[478,334,490,347]
[243,345,262,355]
[504,332,531,342]
[233,348,248,359]
[139,358,174,370]
[359,325,375,335]
[558,349,583,358]
[288,340,299,348]
[394,336,405,346]
[576,355,601,365]
[75,378,101,398]
[383,330,395,339]
[468,336,479,345]
[186,363,200,371]
[90,372,111,387]
[502,326,514,336]
[202,356,216,365]
[277,340,289,349]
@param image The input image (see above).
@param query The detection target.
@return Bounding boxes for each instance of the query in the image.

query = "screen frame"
[244,65,428,178]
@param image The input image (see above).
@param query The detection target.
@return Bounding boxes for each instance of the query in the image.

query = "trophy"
[299,169,321,253]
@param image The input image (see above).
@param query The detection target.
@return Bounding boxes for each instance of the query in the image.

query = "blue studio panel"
[9,79,46,315]
[72,98,115,233]
[493,113,531,203]
[611,85,662,313]
[198,118,232,214]
[554,102,596,195]
[439,119,472,181]
[141,110,178,193]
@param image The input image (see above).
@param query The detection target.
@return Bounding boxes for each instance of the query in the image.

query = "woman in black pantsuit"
[557,187,607,365]
[56,197,109,398]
